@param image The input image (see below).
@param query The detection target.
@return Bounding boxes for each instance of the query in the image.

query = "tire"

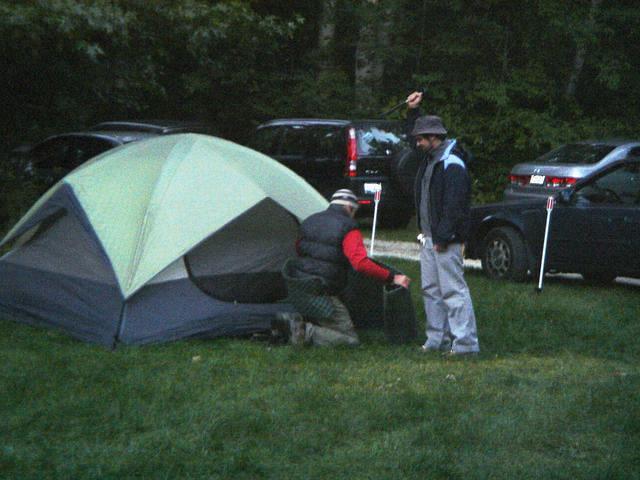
[581,271,617,285]
[481,227,529,281]
[392,148,419,197]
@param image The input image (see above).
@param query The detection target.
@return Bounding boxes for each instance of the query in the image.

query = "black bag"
[340,268,384,329]
[383,283,418,344]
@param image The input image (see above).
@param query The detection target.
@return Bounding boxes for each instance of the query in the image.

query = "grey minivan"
[503,140,640,201]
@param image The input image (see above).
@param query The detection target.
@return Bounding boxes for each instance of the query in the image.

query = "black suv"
[11,120,215,187]
[251,118,417,228]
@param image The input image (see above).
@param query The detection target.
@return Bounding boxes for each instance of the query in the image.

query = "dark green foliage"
[0,153,40,235]
[1,0,639,223]
[0,1,300,145]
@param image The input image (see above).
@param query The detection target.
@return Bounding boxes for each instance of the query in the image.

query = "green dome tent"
[0,134,327,346]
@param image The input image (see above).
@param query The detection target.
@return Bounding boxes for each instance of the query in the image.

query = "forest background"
[1,0,639,228]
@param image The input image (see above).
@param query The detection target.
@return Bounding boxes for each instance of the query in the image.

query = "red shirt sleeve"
[342,229,393,283]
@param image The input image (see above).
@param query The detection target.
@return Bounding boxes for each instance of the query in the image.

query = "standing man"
[406,91,480,356]
[277,189,410,346]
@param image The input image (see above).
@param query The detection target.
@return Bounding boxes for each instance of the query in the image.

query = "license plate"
[529,174,545,185]
[364,182,382,194]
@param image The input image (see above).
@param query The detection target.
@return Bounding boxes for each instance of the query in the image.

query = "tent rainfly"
[0,134,327,346]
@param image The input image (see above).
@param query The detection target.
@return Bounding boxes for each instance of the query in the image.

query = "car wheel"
[481,227,529,281]
[392,148,419,197]
[581,271,617,285]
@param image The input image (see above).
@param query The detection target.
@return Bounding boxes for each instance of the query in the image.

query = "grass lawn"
[1,260,639,479]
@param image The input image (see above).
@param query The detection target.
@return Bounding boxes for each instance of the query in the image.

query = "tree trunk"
[565,0,602,98]
[318,0,337,71]
[355,2,392,110]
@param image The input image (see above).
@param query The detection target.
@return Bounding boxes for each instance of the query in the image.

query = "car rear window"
[537,144,616,165]
[357,124,407,156]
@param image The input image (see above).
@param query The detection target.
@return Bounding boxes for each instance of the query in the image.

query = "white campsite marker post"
[536,196,555,293]
[369,184,382,256]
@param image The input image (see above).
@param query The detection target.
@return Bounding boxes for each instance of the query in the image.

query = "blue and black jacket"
[407,110,472,247]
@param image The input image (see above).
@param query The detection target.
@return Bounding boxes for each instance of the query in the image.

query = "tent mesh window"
[185,199,298,303]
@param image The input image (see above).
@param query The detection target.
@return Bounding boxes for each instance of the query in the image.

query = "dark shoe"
[288,316,307,346]
[250,331,272,342]
[272,314,292,339]
[420,343,451,353]
[420,345,440,353]
[274,313,306,346]
[445,350,479,359]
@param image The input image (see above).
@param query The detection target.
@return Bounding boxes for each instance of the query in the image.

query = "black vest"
[297,205,358,294]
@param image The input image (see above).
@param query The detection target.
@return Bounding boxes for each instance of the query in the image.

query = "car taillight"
[546,177,577,188]
[346,127,357,177]
[508,174,528,186]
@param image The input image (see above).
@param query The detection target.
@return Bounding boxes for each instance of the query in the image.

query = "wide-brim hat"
[411,115,448,136]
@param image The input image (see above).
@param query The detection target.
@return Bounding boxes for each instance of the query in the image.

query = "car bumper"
[503,185,570,202]
[348,177,411,213]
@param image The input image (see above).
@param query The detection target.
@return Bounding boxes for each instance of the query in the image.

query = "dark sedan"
[466,157,640,283]
[11,120,215,187]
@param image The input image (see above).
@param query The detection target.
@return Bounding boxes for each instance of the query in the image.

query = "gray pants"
[305,296,360,347]
[420,236,479,353]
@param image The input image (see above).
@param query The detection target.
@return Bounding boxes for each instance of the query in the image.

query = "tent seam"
[123,138,268,298]
[124,137,198,293]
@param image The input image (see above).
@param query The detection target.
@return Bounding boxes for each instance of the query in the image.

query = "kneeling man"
[277,189,410,346]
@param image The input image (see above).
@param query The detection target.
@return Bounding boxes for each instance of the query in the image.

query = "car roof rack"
[87,120,210,134]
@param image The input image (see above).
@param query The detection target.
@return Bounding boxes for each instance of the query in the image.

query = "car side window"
[575,163,640,205]
[72,138,115,168]
[280,126,308,157]
[629,147,640,157]
[31,138,73,170]
[307,126,345,160]
[252,127,282,156]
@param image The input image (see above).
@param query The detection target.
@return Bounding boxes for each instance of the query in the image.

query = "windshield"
[537,144,616,165]
[357,125,407,156]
